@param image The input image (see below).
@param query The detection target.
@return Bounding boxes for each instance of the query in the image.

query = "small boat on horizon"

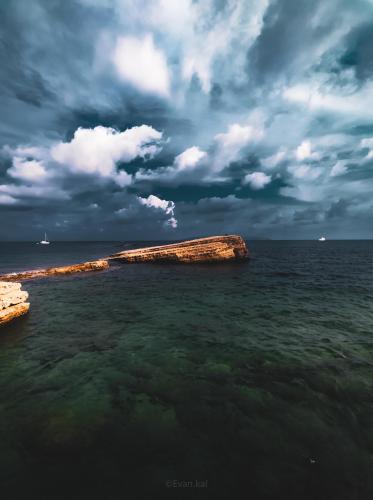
[38,232,50,245]
[318,236,326,241]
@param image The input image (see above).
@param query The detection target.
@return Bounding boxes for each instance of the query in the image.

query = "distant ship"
[318,236,326,242]
[38,232,50,245]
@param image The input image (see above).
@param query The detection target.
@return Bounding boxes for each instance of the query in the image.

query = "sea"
[0,240,373,500]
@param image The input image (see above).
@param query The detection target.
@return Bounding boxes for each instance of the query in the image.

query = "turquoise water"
[1,241,373,499]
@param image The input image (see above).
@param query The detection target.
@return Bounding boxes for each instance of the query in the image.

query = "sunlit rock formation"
[0,282,29,326]
[0,236,248,286]
[109,235,249,263]
[0,260,109,282]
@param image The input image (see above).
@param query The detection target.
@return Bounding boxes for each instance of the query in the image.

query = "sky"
[1,0,373,240]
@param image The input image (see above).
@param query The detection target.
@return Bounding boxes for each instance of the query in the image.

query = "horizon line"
[1,238,373,243]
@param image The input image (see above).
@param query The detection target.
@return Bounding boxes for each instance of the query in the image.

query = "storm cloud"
[1,0,373,240]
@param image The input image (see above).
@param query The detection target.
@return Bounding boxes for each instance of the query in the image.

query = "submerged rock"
[0,259,109,282]
[109,235,249,263]
[0,282,29,326]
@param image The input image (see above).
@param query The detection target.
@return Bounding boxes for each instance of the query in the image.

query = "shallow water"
[1,241,373,499]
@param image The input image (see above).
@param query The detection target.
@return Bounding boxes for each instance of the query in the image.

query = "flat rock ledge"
[0,259,109,282]
[0,281,29,326]
[109,235,249,263]
[0,235,248,285]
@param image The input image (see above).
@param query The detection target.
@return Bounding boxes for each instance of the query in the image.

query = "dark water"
[1,241,373,500]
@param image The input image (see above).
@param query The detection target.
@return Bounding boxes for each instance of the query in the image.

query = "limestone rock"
[0,235,248,285]
[109,235,249,263]
[0,282,21,292]
[0,302,30,326]
[0,290,29,310]
[0,259,109,281]
[0,281,29,326]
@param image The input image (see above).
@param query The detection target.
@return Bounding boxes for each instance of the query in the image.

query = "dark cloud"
[209,83,224,110]
[251,3,334,90]
[325,199,350,220]
[339,22,373,81]
[1,0,373,239]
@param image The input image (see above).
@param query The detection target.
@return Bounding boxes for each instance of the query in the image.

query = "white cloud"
[115,170,133,188]
[288,164,322,180]
[138,194,174,214]
[313,133,353,149]
[137,194,178,228]
[280,176,373,203]
[136,118,264,185]
[135,119,264,185]
[243,171,271,189]
[213,123,263,171]
[295,141,321,162]
[137,194,175,214]
[181,0,269,93]
[295,140,312,161]
[361,138,373,149]
[283,81,373,120]
[361,138,373,160]
[11,146,46,159]
[2,124,163,204]
[0,183,68,201]
[0,193,17,205]
[2,147,66,202]
[113,34,171,97]
[174,146,207,170]
[135,145,207,185]
[330,161,347,177]
[165,216,178,229]
[261,148,287,169]
[148,0,195,37]
[293,140,320,162]
[215,123,261,149]
[95,0,269,96]
[51,125,162,186]
[280,184,324,202]
[8,158,51,184]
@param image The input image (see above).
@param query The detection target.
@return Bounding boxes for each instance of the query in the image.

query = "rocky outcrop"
[109,235,249,263]
[0,259,109,282]
[0,235,248,285]
[0,282,29,326]
[0,289,28,310]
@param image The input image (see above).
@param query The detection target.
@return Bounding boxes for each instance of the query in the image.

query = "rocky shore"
[0,235,249,288]
[0,282,29,326]
[109,235,249,263]
[0,236,248,326]
[0,236,249,284]
[0,259,109,282]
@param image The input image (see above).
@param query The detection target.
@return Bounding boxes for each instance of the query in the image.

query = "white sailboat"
[39,232,50,245]
[318,236,326,241]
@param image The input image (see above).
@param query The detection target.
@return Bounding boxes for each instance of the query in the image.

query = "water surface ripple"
[0,241,373,499]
